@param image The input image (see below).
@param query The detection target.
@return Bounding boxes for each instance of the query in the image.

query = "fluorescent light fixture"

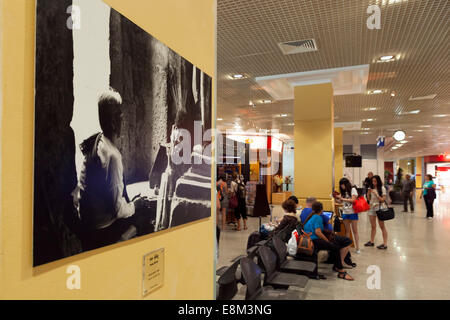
[286,123,295,126]
[231,74,244,79]
[409,94,437,101]
[217,118,223,121]
[262,99,272,104]
[393,130,406,141]
[433,114,448,118]
[280,114,288,117]
[369,89,383,95]
[409,110,420,114]
[400,140,408,144]
[363,118,375,122]
[419,125,431,128]
[380,55,394,61]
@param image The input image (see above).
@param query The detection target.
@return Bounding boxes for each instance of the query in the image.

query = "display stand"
[253,184,270,233]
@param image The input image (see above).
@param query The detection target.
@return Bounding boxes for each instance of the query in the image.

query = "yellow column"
[294,83,334,211]
[416,157,423,189]
[334,127,343,191]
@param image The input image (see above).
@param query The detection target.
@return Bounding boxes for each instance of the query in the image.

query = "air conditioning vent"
[278,39,318,55]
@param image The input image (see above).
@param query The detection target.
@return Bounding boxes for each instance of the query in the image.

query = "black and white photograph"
[33,0,212,266]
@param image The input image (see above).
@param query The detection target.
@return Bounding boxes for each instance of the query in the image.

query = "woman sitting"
[274,199,300,241]
[303,201,354,281]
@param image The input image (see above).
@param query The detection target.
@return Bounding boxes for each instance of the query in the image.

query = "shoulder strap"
[304,212,316,225]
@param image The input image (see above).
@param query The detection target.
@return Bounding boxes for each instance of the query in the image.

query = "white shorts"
[368,210,377,217]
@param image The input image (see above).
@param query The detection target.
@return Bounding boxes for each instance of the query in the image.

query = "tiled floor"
[216,190,450,299]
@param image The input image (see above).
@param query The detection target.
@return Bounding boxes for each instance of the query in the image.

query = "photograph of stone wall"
[33,0,212,266]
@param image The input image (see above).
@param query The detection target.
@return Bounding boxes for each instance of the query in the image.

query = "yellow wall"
[294,83,334,211]
[334,127,343,191]
[0,0,215,299]
[416,157,423,189]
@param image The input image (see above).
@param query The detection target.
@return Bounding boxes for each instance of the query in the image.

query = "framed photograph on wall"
[33,0,212,266]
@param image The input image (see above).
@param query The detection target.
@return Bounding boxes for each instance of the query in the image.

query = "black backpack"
[237,181,246,199]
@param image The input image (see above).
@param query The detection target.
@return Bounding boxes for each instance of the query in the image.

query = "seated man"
[76,88,149,250]
[299,197,316,223]
[303,201,354,281]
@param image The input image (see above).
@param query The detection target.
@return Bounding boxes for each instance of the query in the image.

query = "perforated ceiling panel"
[217,0,450,159]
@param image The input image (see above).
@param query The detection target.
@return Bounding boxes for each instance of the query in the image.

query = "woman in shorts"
[365,175,388,249]
[336,178,360,254]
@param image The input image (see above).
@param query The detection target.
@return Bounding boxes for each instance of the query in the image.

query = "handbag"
[376,202,395,221]
[333,214,341,232]
[297,231,314,256]
[428,187,436,200]
[297,212,315,256]
[353,196,370,213]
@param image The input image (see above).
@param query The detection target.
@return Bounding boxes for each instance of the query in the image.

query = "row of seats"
[216,231,317,300]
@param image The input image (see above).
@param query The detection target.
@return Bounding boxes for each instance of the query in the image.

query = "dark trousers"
[234,198,247,220]
[312,239,344,270]
[424,194,434,217]
[403,192,414,211]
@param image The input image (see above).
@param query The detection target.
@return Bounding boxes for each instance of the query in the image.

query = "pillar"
[294,83,334,211]
[416,157,423,189]
[334,127,343,191]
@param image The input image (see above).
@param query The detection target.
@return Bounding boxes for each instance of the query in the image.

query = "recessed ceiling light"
[262,99,272,104]
[286,123,294,126]
[280,114,288,117]
[393,130,406,141]
[369,89,383,95]
[390,91,396,97]
[231,74,244,79]
[380,55,395,61]
[363,107,378,111]
[363,118,375,122]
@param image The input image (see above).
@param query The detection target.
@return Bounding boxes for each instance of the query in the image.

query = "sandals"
[377,244,388,250]
[338,271,354,281]
[364,241,375,247]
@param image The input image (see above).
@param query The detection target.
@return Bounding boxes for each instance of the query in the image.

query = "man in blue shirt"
[303,202,354,281]
[299,197,316,223]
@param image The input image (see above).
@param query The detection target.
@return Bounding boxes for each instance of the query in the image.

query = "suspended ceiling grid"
[217,0,450,158]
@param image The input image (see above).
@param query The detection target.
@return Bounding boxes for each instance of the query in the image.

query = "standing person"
[420,174,437,220]
[363,172,374,196]
[216,175,229,229]
[303,202,354,281]
[230,172,247,231]
[335,178,360,254]
[401,174,415,213]
[365,175,388,249]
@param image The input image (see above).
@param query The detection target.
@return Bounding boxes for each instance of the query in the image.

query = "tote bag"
[376,202,395,221]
